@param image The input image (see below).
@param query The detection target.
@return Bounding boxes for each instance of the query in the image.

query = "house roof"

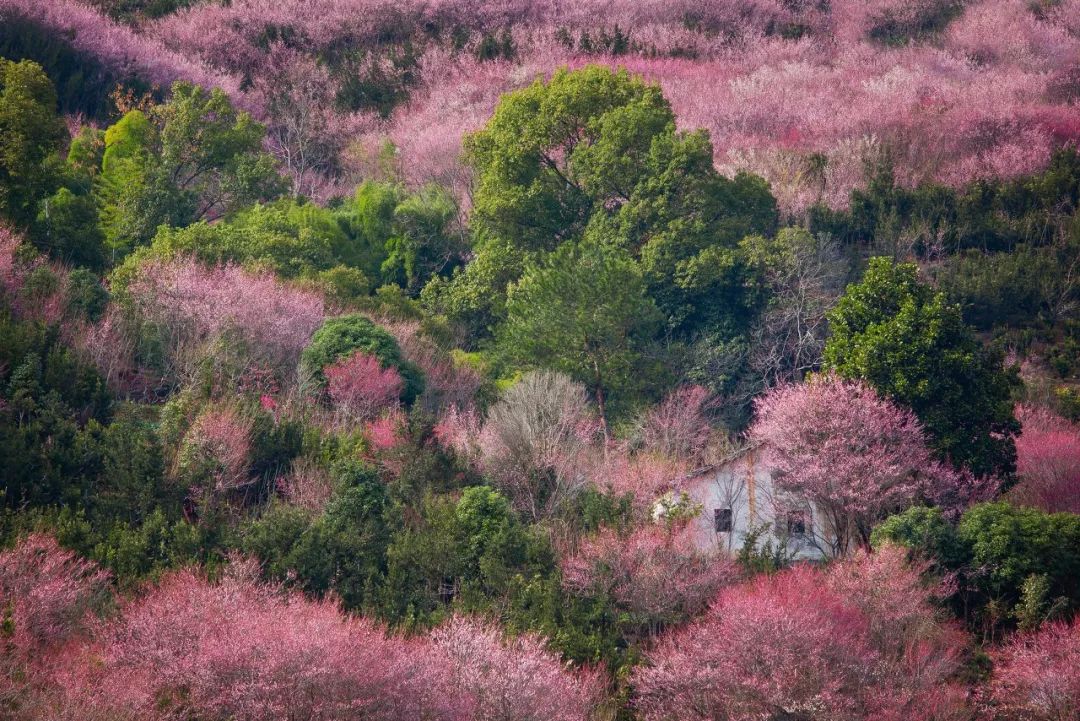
[671,440,766,491]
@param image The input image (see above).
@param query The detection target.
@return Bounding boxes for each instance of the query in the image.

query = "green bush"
[874,502,1080,634]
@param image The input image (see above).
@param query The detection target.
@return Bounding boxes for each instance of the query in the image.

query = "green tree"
[0,58,65,227]
[499,239,662,433]
[377,486,552,627]
[243,460,392,610]
[335,180,400,280]
[614,134,776,334]
[957,503,1080,615]
[96,83,283,258]
[148,205,337,278]
[437,65,776,339]
[875,502,1080,635]
[824,257,1019,477]
[381,184,464,295]
[466,66,669,253]
[34,187,106,268]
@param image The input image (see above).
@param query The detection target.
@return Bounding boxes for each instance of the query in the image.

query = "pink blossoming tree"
[1010,404,1080,514]
[750,374,992,554]
[637,384,715,466]
[633,546,968,721]
[432,616,602,721]
[561,525,737,637]
[177,405,255,516]
[435,371,600,521]
[324,351,403,424]
[92,562,463,721]
[0,534,110,712]
[984,616,1080,721]
[123,255,324,387]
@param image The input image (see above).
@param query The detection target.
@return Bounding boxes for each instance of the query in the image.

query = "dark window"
[714,507,733,533]
[786,510,808,536]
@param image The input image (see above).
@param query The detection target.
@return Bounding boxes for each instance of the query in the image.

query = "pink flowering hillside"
[3,0,1078,210]
[2,1,1080,718]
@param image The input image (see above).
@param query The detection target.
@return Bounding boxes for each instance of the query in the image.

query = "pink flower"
[985,617,1080,721]
[366,409,406,451]
[1009,404,1080,514]
[91,565,464,721]
[561,525,737,631]
[125,255,324,384]
[432,616,602,721]
[324,351,403,424]
[634,547,968,721]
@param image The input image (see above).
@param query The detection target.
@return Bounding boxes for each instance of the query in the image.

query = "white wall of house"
[674,446,829,561]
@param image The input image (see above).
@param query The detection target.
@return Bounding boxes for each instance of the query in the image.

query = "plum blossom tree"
[254,46,362,198]
[560,525,737,636]
[434,403,486,462]
[324,351,403,424]
[277,457,334,513]
[366,408,408,452]
[586,451,686,513]
[0,534,110,711]
[93,561,463,721]
[750,374,991,554]
[0,534,109,655]
[637,385,715,466]
[633,547,968,721]
[432,616,602,721]
[123,255,325,386]
[984,616,1080,721]
[823,545,965,672]
[177,405,255,513]
[0,0,246,102]
[1010,404,1080,514]
[382,319,483,414]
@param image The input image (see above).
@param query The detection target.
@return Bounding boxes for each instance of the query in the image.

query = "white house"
[660,444,830,561]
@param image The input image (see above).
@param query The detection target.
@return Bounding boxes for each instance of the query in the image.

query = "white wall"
[678,448,829,561]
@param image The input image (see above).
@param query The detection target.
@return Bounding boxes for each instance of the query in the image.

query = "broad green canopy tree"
[433,65,776,340]
[824,257,1019,478]
[97,82,284,258]
[499,239,662,434]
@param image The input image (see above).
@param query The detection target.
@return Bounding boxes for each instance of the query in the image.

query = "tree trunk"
[592,359,610,446]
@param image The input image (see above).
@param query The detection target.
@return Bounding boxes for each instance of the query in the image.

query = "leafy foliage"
[96,83,283,257]
[874,502,1080,635]
[824,256,1020,477]
[0,58,64,227]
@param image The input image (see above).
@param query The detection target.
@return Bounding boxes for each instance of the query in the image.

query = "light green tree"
[499,239,662,435]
